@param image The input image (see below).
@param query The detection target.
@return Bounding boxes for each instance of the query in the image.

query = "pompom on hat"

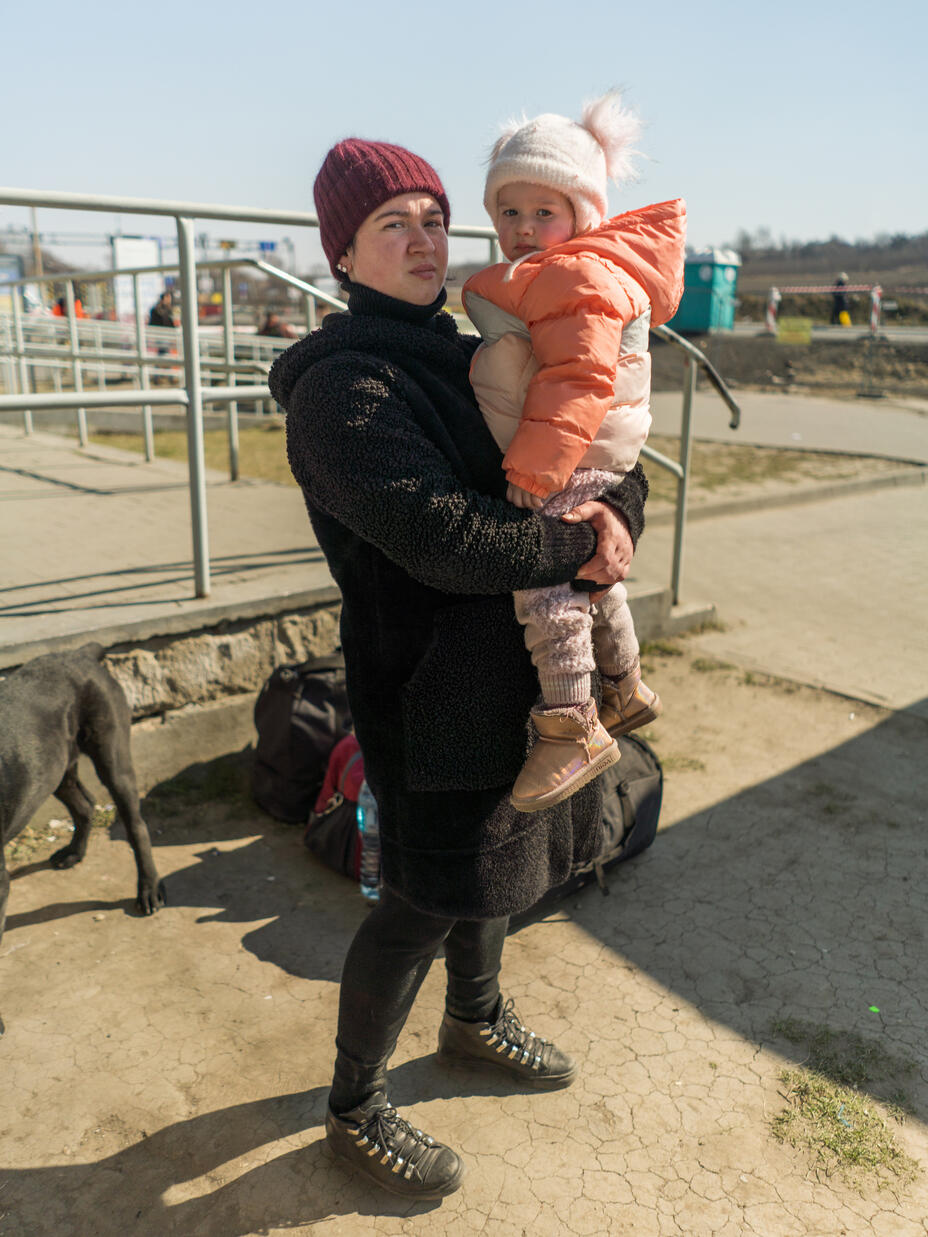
[483,91,641,235]
[313,138,450,278]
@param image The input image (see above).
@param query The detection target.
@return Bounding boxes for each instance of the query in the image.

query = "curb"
[646,465,927,526]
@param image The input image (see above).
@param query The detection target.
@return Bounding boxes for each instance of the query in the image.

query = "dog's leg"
[0,857,9,946]
[86,736,166,917]
[50,764,97,869]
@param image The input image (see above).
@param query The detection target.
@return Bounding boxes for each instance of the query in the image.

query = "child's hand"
[506,481,544,510]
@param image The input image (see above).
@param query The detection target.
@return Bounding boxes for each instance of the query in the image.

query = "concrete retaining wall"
[106,602,341,719]
[101,598,342,792]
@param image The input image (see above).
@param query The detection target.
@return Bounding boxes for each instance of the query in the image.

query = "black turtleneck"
[345,280,448,325]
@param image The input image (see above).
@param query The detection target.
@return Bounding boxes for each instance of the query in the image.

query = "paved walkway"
[650,388,928,463]
[0,426,333,662]
[643,388,928,717]
[2,388,926,716]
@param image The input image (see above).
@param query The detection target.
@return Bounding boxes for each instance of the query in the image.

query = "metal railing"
[0,185,736,607]
[646,324,740,606]
[0,255,344,454]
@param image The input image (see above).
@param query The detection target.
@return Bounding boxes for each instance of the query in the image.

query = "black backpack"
[251,653,351,823]
[512,733,663,925]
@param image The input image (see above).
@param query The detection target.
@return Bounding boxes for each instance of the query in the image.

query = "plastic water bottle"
[356,779,381,903]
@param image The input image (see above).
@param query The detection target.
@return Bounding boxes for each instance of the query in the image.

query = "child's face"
[495,183,575,262]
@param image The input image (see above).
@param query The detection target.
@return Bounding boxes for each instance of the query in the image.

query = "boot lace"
[487,998,553,1068]
[354,1106,439,1181]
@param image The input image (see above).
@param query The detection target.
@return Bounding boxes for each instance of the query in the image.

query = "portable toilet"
[667,248,741,333]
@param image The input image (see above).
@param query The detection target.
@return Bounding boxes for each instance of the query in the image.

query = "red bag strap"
[336,748,363,796]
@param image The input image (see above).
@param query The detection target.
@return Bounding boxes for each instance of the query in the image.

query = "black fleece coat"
[269,284,648,919]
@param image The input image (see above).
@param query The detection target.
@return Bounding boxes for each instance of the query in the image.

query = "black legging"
[329,886,509,1114]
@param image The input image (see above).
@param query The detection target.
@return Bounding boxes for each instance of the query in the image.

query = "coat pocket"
[401,596,538,792]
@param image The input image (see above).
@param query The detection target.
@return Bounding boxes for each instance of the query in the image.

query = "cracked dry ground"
[1,645,926,1236]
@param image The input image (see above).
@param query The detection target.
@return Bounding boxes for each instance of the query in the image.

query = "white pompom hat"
[483,90,642,235]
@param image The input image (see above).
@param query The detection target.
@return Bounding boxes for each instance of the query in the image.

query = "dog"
[0,642,165,946]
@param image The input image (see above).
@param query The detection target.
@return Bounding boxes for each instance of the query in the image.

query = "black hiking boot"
[436,997,577,1090]
[325,1092,465,1199]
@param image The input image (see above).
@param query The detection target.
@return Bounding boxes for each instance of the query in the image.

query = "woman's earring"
[336,263,348,274]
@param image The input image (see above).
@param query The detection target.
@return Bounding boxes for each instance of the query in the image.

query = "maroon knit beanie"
[313,138,451,277]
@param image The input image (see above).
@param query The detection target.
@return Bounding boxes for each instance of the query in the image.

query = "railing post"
[670,356,697,606]
[176,215,211,597]
[65,281,87,445]
[869,284,882,335]
[490,237,501,265]
[132,274,155,460]
[94,320,105,390]
[10,288,33,433]
[304,290,316,332]
[0,313,15,399]
[221,265,239,481]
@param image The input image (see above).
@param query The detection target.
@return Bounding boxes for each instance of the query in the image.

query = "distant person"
[51,293,85,318]
[148,289,177,382]
[256,310,299,339]
[148,290,177,330]
[831,273,852,326]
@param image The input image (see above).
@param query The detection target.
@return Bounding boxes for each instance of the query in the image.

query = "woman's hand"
[507,481,544,510]
[561,500,634,600]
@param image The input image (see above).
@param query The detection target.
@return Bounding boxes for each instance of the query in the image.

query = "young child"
[463,91,686,813]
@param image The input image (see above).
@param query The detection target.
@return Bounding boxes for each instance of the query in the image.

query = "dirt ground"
[651,334,928,402]
[2,637,926,1237]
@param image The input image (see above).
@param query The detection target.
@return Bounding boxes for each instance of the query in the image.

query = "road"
[729,322,928,344]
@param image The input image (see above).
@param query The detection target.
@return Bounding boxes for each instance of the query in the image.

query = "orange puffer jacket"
[463,198,686,498]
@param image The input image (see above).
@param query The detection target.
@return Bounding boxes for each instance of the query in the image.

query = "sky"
[2,0,926,278]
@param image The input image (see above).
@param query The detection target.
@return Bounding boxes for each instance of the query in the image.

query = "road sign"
[258,241,277,253]
[776,317,813,345]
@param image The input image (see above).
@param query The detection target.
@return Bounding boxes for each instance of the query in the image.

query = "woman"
[269,138,649,1200]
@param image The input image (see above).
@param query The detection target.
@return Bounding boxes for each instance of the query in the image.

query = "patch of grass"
[7,807,113,864]
[808,782,853,804]
[887,1091,917,1120]
[773,1068,918,1188]
[691,656,735,673]
[806,782,854,818]
[741,668,800,693]
[7,822,51,864]
[639,638,684,658]
[79,426,909,503]
[686,617,728,636]
[89,423,295,485]
[661,754,706,774]
[771,1017,915,1090]
[642,435,885,505]
[92,804,116,829]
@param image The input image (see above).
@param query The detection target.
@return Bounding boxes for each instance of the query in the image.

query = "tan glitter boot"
[599,662,662,737]
[510,698,620,814]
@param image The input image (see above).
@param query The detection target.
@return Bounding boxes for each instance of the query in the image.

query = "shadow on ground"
[0,1069,461,1235]
[137,707,928,1121]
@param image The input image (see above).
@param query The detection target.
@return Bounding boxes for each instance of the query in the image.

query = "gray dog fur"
[0,642,165,947]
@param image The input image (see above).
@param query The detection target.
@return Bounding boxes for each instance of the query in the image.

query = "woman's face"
[339,193,448,304]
